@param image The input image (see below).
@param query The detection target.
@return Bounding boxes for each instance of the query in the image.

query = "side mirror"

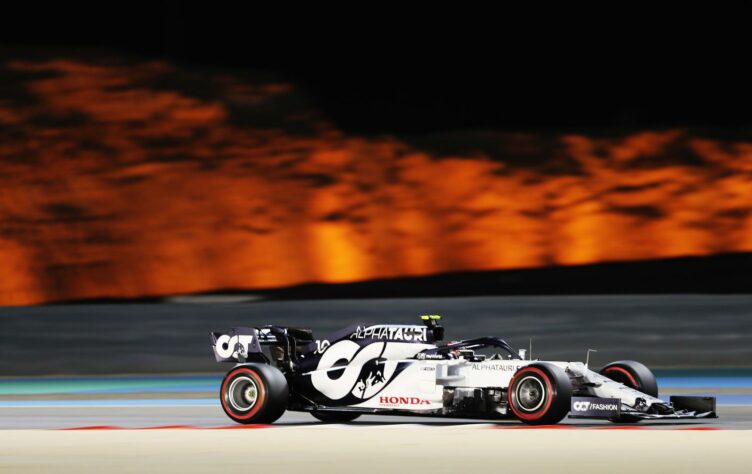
[518,349,527,360]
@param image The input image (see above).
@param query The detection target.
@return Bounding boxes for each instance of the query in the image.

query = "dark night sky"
[2,3,749,135]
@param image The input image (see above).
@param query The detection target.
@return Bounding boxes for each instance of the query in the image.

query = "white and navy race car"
[210,316,716,424]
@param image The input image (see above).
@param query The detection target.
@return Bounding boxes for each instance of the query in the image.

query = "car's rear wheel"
[220,364,289,424]
[599,360,658,397]
[310,411,362,423]
[508,363,572,425]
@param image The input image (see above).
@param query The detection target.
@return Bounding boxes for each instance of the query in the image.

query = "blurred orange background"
[1,59,751,305]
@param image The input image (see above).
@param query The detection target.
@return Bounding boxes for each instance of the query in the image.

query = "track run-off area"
[1,420,751,473]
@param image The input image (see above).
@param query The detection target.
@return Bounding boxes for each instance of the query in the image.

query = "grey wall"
[1,295,751,375]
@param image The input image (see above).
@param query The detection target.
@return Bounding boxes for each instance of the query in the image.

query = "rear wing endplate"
[210,327,262,363]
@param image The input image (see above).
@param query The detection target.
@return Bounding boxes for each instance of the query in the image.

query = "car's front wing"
[568,395,717,420]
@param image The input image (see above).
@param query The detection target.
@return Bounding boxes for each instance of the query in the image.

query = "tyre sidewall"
[220,364,289,424]
[508,363,572,425]
[599,360,658,397]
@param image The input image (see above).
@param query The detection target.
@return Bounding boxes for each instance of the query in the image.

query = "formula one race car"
[210,316,716,424]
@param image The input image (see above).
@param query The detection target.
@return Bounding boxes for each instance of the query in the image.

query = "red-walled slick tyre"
[599,360,658,423]
[508,363,572,425]
[599,360,658,397]
[220,364,289,424]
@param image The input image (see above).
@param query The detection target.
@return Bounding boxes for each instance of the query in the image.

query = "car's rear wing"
[210,325,314,363]
[210,327,263,363]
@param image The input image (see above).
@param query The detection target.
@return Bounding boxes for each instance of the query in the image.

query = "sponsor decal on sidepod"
[379,396,430,406]
[470,363,518,371]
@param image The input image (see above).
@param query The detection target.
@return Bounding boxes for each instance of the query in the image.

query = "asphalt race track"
[1,404,752,430]
[2,370,750,429]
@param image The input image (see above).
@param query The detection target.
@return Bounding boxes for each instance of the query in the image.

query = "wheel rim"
[516,375,546,412]
[228,376,259,412]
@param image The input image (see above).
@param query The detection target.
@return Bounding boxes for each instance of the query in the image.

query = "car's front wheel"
[599,360,658,423]
[599,360,658,397]
[508,363,572,425]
